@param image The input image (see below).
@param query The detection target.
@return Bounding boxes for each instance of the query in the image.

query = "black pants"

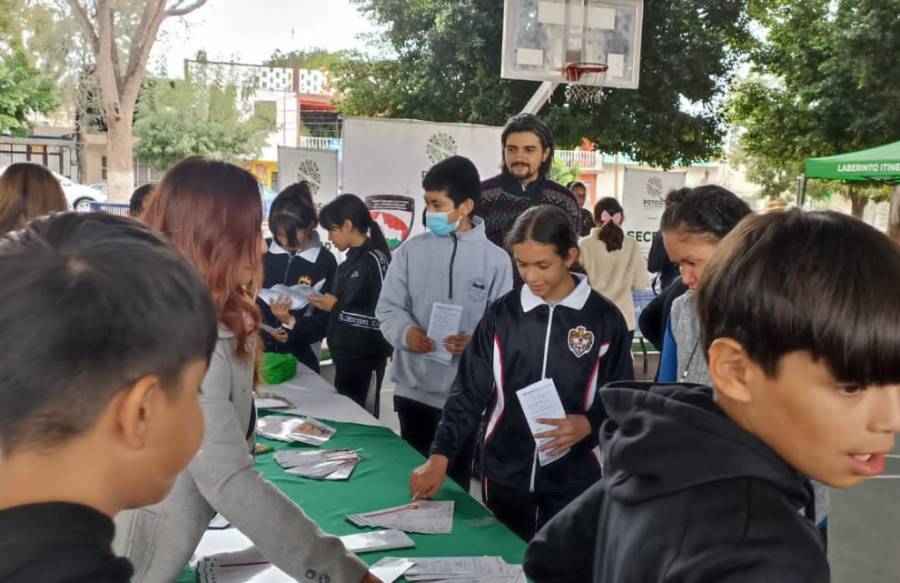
[394,395,477,490]
[332,354,386,418]
[482,478,580,542]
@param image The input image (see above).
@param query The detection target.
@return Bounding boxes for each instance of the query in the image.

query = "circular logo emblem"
[426,133,458,164]
[646,176,664,200]
[297,159,321,194]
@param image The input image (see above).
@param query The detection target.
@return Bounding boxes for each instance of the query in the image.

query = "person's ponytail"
[366,219,392,258]
[593,197,625,252]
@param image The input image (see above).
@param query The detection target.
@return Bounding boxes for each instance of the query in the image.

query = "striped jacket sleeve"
[429,305,498,461]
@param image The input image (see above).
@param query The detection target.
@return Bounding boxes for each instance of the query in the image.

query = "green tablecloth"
[178,418,527,581]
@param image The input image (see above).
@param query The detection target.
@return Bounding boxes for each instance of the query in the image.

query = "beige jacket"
[579,230,649,330]
[113,327,368,583]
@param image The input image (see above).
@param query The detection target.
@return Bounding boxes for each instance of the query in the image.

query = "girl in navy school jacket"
[410,205,634,541]
[258,184,336,373]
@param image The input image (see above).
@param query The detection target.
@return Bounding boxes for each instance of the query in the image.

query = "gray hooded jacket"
[376,217,513,409]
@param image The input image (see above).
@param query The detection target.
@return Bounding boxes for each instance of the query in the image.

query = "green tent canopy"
[805,141,900,184]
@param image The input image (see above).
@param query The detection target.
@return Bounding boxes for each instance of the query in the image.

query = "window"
[101,156,107,180]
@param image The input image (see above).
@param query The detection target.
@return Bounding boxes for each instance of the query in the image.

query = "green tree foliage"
[728,0,900,214]
[0,48,56,136]
[134,78,270,171]
[332,0,751,168]
[550,158,582,188]
[266,48,344,70]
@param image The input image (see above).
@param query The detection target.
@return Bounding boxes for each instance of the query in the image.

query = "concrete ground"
[321,352,900,582]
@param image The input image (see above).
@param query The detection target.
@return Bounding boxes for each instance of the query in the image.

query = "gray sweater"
[670,292,708,383]
[113,328,368,583]
[376,217,513,409]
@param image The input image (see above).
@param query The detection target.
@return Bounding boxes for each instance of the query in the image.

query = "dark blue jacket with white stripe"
[326,239,393,360]
[431,274,634,494]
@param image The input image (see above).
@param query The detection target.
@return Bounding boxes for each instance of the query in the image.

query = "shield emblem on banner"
[366,195,416,250]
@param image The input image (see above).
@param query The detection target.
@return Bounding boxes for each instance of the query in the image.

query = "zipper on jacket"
[282,252,296,284]
[448,233,458,299]
[531,304,556,492]
[541,305,555,378]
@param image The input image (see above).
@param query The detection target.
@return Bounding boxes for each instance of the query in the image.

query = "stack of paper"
[274,448,360,480]
[254,395,294,410]
[370,557,415,583]
[347,501,454,534]
[339,529,416,554]
[258,279,326,310]
[256,415,336,446]
[403,557,526,582]
[197,548,291,583]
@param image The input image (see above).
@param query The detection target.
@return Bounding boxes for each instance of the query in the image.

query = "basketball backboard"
[501,0,644,90]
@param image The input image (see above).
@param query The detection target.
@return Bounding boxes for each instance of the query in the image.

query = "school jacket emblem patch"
[567,325,595,358]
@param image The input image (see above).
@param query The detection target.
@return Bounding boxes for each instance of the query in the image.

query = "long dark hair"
[505,205,585,274]
[660,185,752,240]
[319,194,391,258]
[593,197,625,252]
[269,183,318,248]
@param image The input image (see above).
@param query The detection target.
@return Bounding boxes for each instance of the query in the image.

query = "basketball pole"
[521,81,559,115]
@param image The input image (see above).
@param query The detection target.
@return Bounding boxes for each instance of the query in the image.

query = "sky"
[150,0,381,77]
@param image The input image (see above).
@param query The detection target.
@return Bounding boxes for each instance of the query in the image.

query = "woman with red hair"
[113,157,377,583]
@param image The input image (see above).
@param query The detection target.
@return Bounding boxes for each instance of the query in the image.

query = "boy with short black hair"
[129,183,155,217]
[524,209,900,582]
[0,213,218,583]
[376,155,512,488]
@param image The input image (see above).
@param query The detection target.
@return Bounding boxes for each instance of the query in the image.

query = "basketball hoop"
[563,62,608,106]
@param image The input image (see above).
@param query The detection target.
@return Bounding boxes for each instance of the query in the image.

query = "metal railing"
[555,149,602,170]
[299,136,341,151]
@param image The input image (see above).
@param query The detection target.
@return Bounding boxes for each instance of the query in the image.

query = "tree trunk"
[847,186,868,219]
[888,185,900,244]
[105,108,134,202]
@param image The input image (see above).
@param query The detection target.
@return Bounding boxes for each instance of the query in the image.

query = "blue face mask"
[425,211,461,237]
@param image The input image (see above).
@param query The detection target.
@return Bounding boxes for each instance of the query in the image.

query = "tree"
[550,158,582,189]
[65,0,207,201]
[727,0,900,217]
[332,0,751,168]
[134,78,271,172]
[0,48,56,136]
[265,48,344,70]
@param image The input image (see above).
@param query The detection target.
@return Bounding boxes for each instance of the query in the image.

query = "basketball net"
[564,62,608,106]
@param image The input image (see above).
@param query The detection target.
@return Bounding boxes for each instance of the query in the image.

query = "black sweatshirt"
[524,383,829,583]
[431,275,633,494]
[259,240,337,371]
[326,239,393,360]
[0,502,133,583]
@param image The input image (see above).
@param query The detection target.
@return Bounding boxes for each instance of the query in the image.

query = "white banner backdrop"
[341,117,504,248]
[277,146,340,204]
[621,168,687,259]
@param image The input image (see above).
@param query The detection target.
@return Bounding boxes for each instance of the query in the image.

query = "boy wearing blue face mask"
[377,156,513,489]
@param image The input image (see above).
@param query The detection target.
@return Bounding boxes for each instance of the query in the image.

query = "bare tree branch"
[94,0,122,118]
[121,1,170,111]
[108,10,123,94]
[123,1,166,90]
[165,0,207,17]
[64,0,100,56]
